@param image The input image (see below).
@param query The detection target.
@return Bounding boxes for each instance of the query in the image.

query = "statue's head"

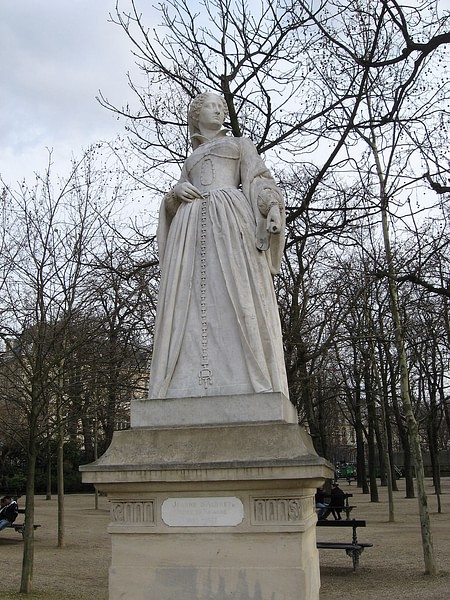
[188,93,228,146]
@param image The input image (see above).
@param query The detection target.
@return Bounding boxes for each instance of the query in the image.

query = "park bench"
[2,508,41,539]
[317,491,355,520]
[342,493,355,520]
[316,518,373,571]
[4,521,41,538]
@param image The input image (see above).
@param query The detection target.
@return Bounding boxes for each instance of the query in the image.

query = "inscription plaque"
[161,496,244,527]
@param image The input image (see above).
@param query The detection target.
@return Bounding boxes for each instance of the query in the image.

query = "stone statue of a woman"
[148,93,289,400]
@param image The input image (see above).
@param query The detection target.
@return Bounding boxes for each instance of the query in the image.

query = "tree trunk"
[403,444,416,498]
[366,386,379,502]
[57,412,65,548]
[316,373,331,461]
[375,421,387,487]
[370,335,395,521]
[380,192,436,575]
[385,402,399,493]
[298,356,323,456]
[46,437,52,501]
[382,404,395,522]
[20,415,38,593]
[427,422,442,513]
[391,381,415,496]
[366,111,436,573]
[354,386,369,493]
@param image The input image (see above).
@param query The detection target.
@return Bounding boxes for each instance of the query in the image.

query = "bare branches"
[102,0,449,243]
[424,171,450,194]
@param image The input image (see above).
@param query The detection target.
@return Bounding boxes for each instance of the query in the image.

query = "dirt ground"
[1,478,449,599]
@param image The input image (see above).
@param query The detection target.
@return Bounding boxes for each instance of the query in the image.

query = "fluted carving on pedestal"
[111,501,155,524]
[252,496,309,524]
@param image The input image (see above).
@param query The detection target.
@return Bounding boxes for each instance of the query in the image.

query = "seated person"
[321,482,345,520]
[315,486,329,520]
[0,496,19,530]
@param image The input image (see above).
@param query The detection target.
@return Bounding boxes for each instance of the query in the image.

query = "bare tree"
[0,148,141,590]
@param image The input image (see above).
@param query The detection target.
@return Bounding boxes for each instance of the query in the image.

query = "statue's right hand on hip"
[174,182,203,203]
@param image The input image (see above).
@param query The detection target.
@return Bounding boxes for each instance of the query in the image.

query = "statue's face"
[198,94,225,131]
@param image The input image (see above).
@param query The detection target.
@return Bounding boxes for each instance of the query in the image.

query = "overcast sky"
[0,0,155,188]
[2,1,449,191]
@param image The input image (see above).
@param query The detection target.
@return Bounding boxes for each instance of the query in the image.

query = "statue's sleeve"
[156,165,189,266]
[239,137,285,275]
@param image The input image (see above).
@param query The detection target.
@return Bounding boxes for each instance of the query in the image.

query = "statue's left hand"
[267,204,282,234]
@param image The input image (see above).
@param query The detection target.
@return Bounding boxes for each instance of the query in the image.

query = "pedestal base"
[81,423,333,600]
[131,392,298,428]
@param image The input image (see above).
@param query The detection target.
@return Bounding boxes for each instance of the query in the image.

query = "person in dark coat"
[322,482,346,520]
[0,496,19,530]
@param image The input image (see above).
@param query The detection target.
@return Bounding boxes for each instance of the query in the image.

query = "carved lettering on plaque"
[162,496,244,527]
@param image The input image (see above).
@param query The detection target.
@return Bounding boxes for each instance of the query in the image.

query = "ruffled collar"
[191,128,229,150]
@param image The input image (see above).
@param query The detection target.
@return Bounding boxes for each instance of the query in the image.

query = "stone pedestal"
[131,391,298,428]
[81,411,333,600]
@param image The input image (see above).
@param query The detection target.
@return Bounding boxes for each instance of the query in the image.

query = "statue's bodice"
[185,137,241,193]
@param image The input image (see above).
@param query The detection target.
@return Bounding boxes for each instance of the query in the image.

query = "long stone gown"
[148,130,289,399]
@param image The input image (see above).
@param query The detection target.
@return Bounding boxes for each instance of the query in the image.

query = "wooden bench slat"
[317,542,360,549]
[317,542,373,549]
[316,541,373,571]
[317,519,366,527]
[316,518,372,571]
[3,523,41,538]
